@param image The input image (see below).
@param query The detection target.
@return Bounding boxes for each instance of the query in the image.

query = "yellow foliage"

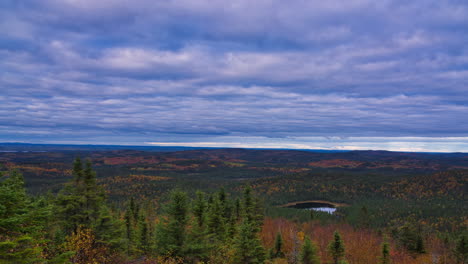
[64,227,109,264]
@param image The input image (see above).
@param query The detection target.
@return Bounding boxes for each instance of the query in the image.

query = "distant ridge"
[0,142,466,155]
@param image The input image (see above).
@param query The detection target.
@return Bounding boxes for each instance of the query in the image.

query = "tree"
[138,213,150,255]
[379,241,391,264]
[300,236,320,264]
[233,220,265,264]
[242,186,263,231]
[156,190,189,257]
[193,191,207,228]
[328,231,346,264]
[272,232,285,259]
[398,222,425,254]
[454,234,468,264]
[206,195,226,241]
[358,206,370,228]
[0,170,50,263]
[64,227,110,264]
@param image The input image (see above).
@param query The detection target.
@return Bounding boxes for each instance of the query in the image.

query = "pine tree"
[54,158,109,246]
[379,241,391,264]
[193,191,207,228]
[242,186,262,231]
[156,190,189,257]
[398,221,425,254]
[454,234,468,264]
[234,198,241,220]
[55,159,86,233]
[72,157,84,184]
[272,232,285,259]
[138,213,150,255]
[0,170,47,263]
[206,195,226,241]
[94,205,123,250]
[358,206,370,228]
[328,231,346,264]
[233,220,265,264]
[300,236,320,264]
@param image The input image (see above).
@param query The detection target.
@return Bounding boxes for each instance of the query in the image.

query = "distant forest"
[0,147,467,263]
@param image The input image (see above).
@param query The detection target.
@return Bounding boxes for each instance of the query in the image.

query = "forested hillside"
[0,148,467,263]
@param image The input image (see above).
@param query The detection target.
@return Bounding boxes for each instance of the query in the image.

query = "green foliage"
[0,170,51,263]
[300,236,320,264]
[395,221,426,254]
[272,232,285,259]
[54,158,106,234]
[0,170,28,234]
[379,241,391,264]
[206,194,226,241]
[193,191,207,228]
[156,190,189,257]
[233,220,265,264]
[454,233,468,264]
[0,235,42,264]
[328,231,346,264]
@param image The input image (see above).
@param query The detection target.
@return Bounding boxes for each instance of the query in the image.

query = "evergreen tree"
[379,241,391,264]
[94,205,123,250]
[206,195,226,241]
[55,159,87,233]
[83,160,104,225]
[398,222,425,254]
[454,234,468,264]
[242,186,262,231]
[300,236,320,264]
[328,231,346,264]
[72,157,84,184]
[0,170,47,263]
[193,191,206,228]
[358,206,370,228]
[234,198,241,220]
[156,190,189,257]
[272,232,285,259]
[233,220,265,264]
[54,157,116,261]
[138,212,150,255]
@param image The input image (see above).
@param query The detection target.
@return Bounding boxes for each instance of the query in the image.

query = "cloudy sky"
[1,0,468,152]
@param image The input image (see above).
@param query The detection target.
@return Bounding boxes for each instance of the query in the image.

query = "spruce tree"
[233,220,265,264]
[272,232,285,259]
[138,213,150,255]
[156,190,189,257]
[206,195,226,241]
[234,198,241,220]
[300,236,320,264]
[0,170,54,263]
[193,191,206,228]
[328,231,346,264]
[379,241,391,264]
[242,186,262,231]
[54,158,110,247]
[454,234,468,264]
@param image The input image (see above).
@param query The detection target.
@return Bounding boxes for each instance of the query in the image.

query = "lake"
[282,201,341,214]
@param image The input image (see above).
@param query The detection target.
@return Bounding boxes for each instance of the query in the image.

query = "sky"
[1,0,468,152]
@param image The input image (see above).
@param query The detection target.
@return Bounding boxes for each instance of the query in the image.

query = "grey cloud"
[0,0,467,149]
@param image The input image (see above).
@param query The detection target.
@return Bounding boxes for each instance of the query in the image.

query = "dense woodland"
[0,148,467,263]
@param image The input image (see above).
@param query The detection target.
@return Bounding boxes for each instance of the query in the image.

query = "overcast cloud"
[1,0,467,151]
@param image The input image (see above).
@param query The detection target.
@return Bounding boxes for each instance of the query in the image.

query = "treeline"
[1,158,467,263]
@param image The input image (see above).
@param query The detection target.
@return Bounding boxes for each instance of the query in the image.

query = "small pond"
[284,201,338,214]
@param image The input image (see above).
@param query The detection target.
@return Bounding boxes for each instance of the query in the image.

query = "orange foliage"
[261,218,442,264]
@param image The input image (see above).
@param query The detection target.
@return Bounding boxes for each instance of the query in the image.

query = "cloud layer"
[1,0,467,151]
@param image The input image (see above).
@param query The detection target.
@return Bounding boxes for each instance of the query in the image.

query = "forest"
[0,147,467,264]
